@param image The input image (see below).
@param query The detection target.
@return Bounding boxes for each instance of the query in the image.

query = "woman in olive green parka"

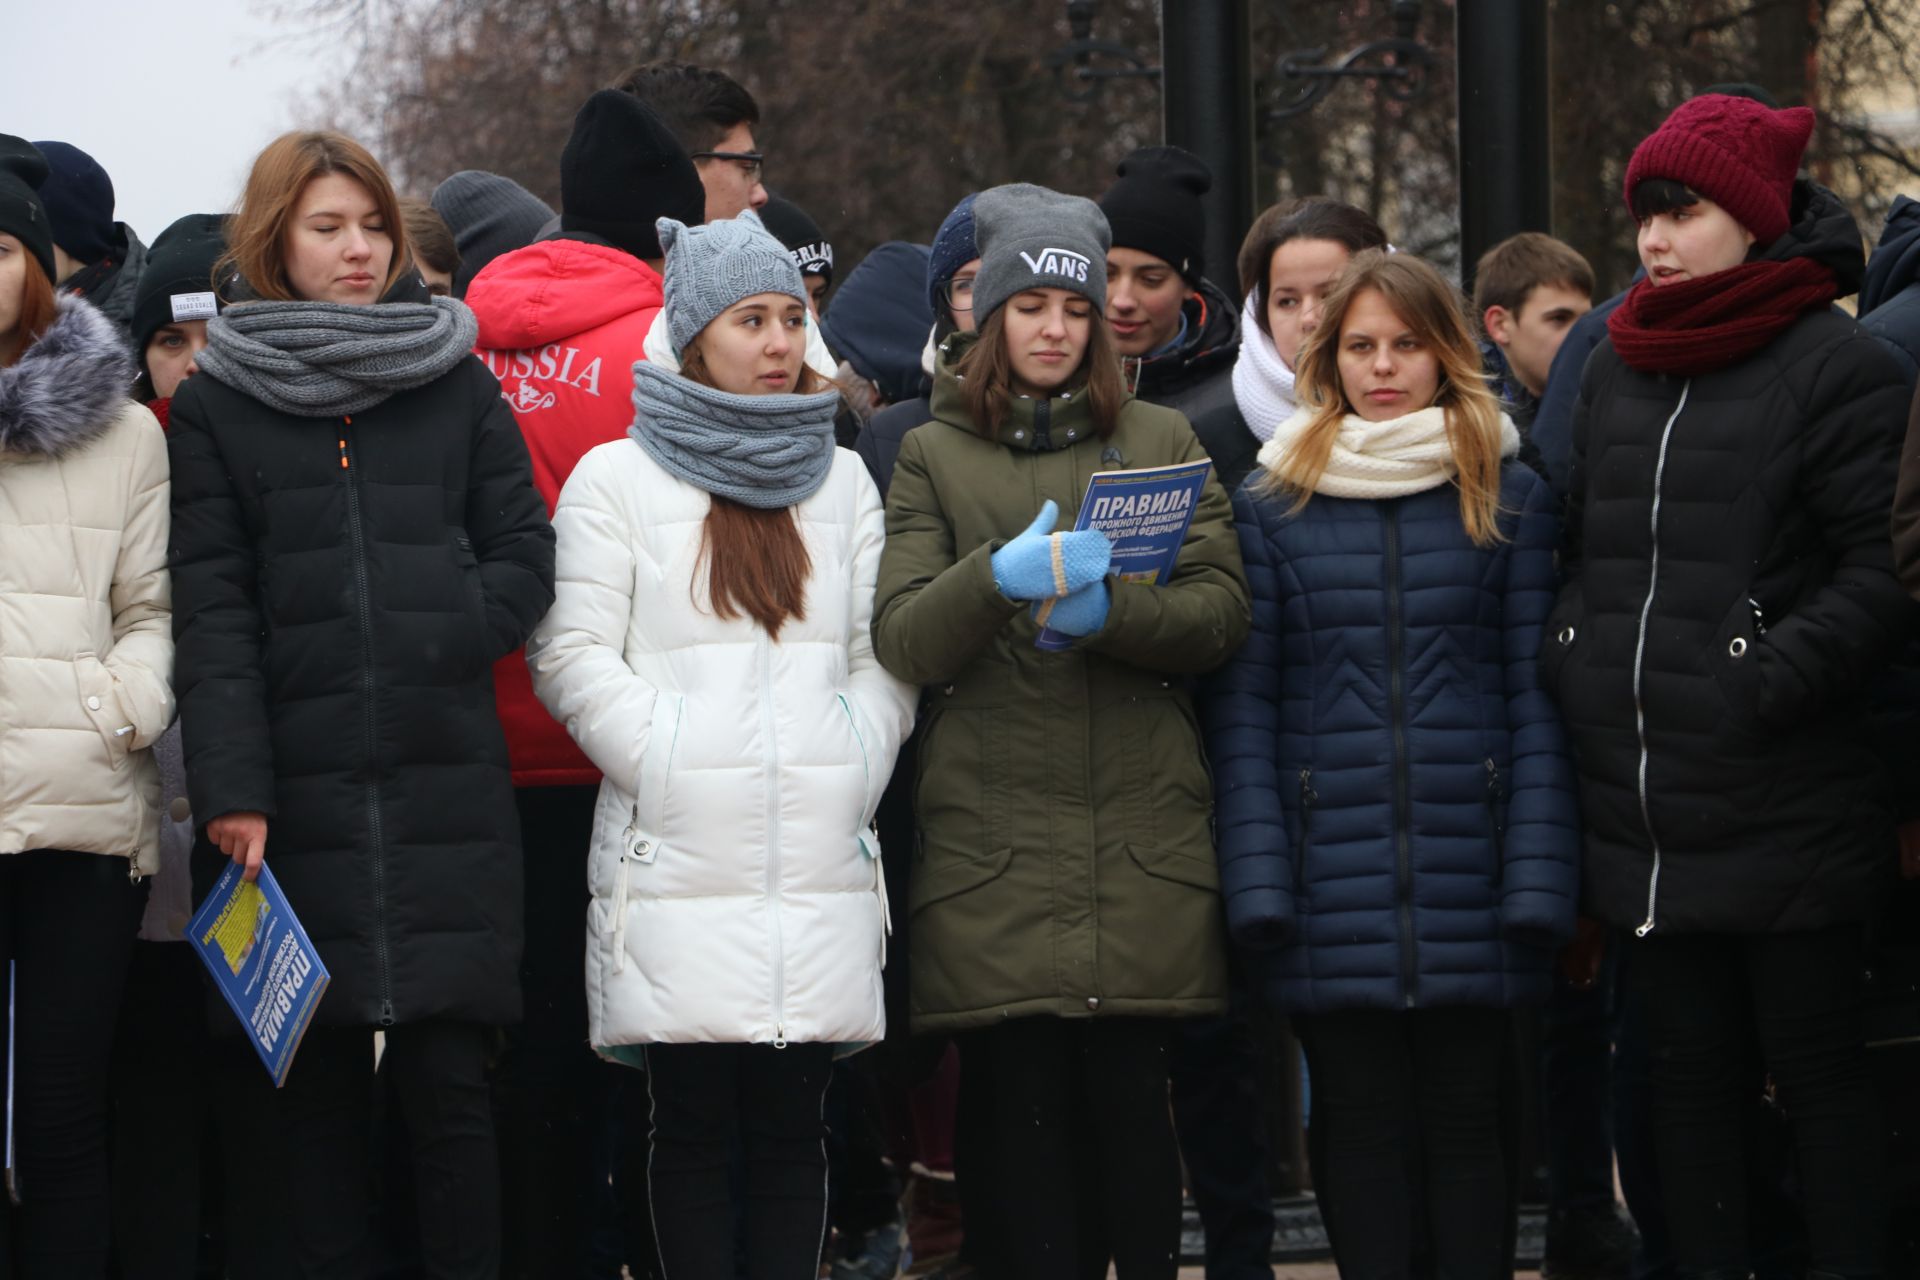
[872,183,1249,1280]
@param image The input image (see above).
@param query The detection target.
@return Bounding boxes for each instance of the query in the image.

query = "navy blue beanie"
[31,141,116,266]
[925,193,979,319]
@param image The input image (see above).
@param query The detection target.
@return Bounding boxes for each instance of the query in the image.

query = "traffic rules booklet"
[1034,458,1214,652]
[186,861,329,1087]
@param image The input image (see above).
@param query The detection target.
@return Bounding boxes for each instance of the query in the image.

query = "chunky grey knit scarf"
[627,361,838,509]
[197,296,479,416]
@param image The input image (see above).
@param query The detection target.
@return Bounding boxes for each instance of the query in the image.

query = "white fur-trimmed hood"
[0,294,135,458]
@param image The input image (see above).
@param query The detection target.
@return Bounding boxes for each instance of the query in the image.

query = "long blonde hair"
[1259,250,1508,547]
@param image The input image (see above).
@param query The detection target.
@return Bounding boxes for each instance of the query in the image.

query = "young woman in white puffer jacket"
[527,209,913,1277]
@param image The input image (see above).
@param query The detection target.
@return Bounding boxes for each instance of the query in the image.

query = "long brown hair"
[678,344,831,639]
[1260,250,1509,547]
[1,249,59,368]
[218,131,411,302]
[1235,197,1388,338]
[957,299,1127,442]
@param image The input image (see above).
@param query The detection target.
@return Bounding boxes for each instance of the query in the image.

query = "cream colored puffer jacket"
[0,296,173,872]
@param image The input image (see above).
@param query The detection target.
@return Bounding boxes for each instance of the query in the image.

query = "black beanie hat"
[0,136,56,283]
[131,214,228,355]
[1097,145,1212,281]
[32,140,117,266]
[560,90,705,260]
[758,194,835,287]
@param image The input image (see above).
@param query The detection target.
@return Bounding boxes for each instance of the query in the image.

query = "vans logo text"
[1019,248,1092,282]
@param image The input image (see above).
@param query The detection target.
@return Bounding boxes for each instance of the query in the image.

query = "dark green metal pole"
[1456,0,1552,290]
[1162,0,1255,289]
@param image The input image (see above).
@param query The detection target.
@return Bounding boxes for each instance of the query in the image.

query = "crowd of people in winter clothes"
[2,55,1919,1280]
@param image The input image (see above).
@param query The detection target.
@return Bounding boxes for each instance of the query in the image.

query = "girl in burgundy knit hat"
[1541,94,1910,1280]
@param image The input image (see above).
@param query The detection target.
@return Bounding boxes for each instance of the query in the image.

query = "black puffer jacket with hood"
[1124,277,1258,494]
[1544,181,1912,937]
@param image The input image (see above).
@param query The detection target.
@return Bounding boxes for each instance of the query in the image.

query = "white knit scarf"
[1254,404,1520,500]
[1230,291,1297,443]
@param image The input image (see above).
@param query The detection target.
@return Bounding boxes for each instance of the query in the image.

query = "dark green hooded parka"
[873,333,1251,1033]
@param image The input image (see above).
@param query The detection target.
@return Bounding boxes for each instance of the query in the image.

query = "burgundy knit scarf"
[1606,257,1838,376]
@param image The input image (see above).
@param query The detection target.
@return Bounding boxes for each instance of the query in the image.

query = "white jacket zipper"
[1632,380,1691,938]
[763,635,788,1047]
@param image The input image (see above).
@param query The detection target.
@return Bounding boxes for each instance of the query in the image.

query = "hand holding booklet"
[186,861,329,1087]
[1033,458,1214,652]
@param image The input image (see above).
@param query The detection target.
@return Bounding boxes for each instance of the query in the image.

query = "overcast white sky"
[1,0,345,243]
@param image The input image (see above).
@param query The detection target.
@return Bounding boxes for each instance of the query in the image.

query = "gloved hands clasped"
[990,500,1111,602]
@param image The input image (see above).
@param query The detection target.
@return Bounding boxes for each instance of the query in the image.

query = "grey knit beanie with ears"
[656,210,806,355]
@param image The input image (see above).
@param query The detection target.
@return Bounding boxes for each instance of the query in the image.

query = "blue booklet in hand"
[1034,458,1214,652]
[186,861,329,1087]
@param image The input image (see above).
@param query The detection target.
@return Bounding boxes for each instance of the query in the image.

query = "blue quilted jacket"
[1201,460,1579,1013]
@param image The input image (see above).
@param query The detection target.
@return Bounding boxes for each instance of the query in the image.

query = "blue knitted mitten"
[991,501,1112,601]
[1033,579,1111,636]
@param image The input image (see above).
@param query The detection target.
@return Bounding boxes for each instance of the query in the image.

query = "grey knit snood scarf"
[627,361,839,509]
[197,295,480,417]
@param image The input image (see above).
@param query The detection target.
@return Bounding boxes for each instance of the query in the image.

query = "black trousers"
[0,851,146,1279]
[1295,1007,1513,1280]
[958,1016,1183,1280]
[625,1041,835,1280]
[109,941,218,1280]
[1629,925,1886,1279]
[225,1019,500,1280]
[494,785,603,1279]
[1539,953,1618,1215]
[1169,979,1275,1280]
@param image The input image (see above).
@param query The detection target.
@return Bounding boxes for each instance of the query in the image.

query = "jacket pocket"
[1127,843,1220,894]
[1707,596,1765,731]
[839,692,879,829]
[73,653,134,770]
[633,692,684,838]
[1539,592,1584,699]
[1484,758,1505,886]
[1294,768,1316,898]
[909,843,1013,915]
[450,529,494,669]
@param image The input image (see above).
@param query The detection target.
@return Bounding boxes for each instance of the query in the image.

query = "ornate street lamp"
[1045,0,1162,103]
[1266,0,1435,120]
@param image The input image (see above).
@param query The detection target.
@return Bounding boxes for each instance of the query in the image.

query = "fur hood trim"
[0,295,136,458]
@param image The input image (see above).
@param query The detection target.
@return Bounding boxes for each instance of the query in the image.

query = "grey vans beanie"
[970,182,1111,324]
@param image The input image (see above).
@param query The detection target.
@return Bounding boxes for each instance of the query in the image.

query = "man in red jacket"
[463,86,705,1279]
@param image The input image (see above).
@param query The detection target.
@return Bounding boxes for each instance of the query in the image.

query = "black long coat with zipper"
[1543,181,1913,938]
[169,356,555,1027]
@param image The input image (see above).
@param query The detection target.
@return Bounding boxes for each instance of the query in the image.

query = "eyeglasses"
[689,150,764,184]
[941,276,976,311]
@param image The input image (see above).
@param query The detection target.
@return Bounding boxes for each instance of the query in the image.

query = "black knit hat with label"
[132,214,228,355]
[1098,145,1212,282]
[560,90,705,260]
[0,136,56,283]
